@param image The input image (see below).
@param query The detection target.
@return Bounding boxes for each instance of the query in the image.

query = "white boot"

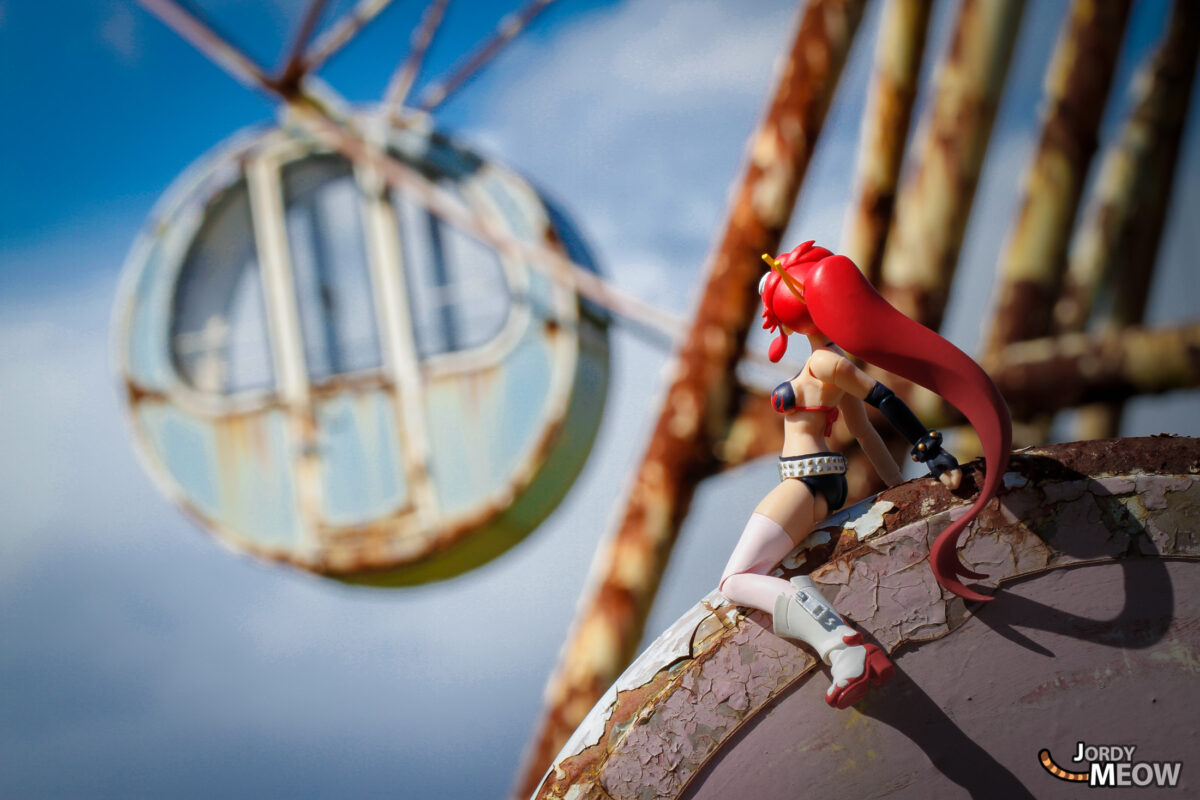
[772,576,894,708]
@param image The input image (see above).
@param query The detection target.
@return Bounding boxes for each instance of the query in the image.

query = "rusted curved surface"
[532,436,1200,799]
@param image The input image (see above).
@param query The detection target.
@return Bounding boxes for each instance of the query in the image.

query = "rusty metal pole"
[725,0,1023,501]
[137,0,687,344]
[837,0,1024,493]
[878,0,1025,329]
[514,2,866,797]
[1055,1,1200,439]
[841,0,932,283]
[989,321,1200,418]
[725,1,1200,463]
[724,0,983,485]
[720,0,936,506]
[983,0,1132,359]
[276,0,331,90]
[419,0,560,111]
[382,0,451,115]
[301,0,398,74]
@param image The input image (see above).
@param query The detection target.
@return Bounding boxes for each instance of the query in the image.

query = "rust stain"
[1054,2,1200,339]
[536,437,1200,799]
[879,0,1025,331]
[984,0,1131,357]
[517,4,871,787]
[841,0,931,283]
[535,596,815,800]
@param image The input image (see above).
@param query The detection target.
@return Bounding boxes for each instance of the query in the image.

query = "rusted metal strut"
[513,2,867,797]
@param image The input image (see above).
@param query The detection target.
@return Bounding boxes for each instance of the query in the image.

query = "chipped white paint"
[1092,476,1136,495]
[705,592,731,610]
[812,493,882,533]
[547,592,735,773]
[538,443,1200,800]
[1118,492,1151,522]
[779,496,897,564]
[561,785,589,800]
[553,682,617,767]
[615,599,716,694]
[843,500,896,540]
[1136,474,1197,511]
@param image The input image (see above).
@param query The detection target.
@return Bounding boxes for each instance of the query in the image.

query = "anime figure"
[719,241,1012,708]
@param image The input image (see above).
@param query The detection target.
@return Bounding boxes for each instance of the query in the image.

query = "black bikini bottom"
[796,473,848,513]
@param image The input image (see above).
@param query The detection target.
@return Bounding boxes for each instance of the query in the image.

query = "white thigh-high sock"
[719,513,799,614]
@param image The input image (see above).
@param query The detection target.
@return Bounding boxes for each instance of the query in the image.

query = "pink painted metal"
[533,437,1200,799]
[690,559,1197,799]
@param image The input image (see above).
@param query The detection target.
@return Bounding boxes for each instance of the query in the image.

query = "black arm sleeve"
[864,382,926,443]
[865,381,959,477]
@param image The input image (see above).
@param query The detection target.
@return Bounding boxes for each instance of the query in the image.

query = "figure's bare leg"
[719,481,827,614]
[721,481,893,708]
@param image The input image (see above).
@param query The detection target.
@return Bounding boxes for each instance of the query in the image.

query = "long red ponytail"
[765,245,1012,602]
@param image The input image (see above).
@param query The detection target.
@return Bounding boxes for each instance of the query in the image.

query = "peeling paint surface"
[598,623,811,800]
[841,499,895,540]
[690,559,1199,800]
[535,438,1200,800]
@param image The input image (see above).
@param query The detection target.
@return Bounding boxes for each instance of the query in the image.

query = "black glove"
[911,430,959,479]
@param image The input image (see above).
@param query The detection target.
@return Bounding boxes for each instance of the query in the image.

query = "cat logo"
[1039,743,1183,788]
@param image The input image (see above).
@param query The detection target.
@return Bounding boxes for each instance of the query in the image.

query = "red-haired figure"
[718,241,1011,709]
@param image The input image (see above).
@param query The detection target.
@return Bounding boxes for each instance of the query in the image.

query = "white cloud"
[100,3,141,66]
[462,0,798,309]
[0,274,145,578]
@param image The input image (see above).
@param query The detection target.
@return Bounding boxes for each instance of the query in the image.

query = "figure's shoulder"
[805,347,846,382]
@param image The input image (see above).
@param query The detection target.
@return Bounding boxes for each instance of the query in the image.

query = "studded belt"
[778,452,847,482]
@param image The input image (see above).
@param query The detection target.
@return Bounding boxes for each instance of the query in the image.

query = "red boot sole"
[825,644,893,709]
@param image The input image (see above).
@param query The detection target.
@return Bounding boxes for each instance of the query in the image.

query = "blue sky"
[1,1,1197,798]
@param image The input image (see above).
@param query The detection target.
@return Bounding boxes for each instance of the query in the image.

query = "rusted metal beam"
[514,2,867,797]
[277,0,331,91]
[419,0,558,111]
[878,0,1025,328]
[841,0,931,283]
[383,0,451,115]
[136,0,274,89]
[285,100,685,341]
[983,0,1131,359]
[1053,6,1200,334]
[139,0,685,342]
[995,321,1200,427]
[301,0,398,75]
[1055,1,1200,439]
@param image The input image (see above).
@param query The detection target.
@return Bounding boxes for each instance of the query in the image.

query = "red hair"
[762,242,1012,602]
